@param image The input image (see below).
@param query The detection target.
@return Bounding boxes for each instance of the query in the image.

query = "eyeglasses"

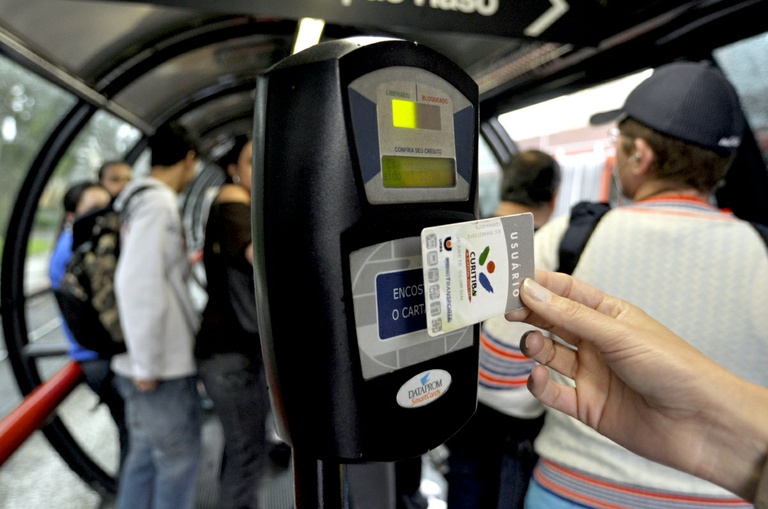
[608,127,634,146]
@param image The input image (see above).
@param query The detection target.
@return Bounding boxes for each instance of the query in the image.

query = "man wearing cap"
[517,61,768,508]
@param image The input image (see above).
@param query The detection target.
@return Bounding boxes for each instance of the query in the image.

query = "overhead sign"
[99,0,696,45]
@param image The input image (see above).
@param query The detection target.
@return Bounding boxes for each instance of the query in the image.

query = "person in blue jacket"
[49,180,129,471]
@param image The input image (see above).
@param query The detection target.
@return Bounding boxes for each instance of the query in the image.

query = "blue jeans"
[80,358,129,471]
[446,448,537,509]
[198,353,269,509]
[445,405,543,509]
[115,375,202,509]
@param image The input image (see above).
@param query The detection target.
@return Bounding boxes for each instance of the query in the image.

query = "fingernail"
[521,330,534,351]
[523,278,550,302]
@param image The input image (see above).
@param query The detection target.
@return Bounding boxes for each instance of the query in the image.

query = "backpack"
[53,186,149,357]
[557,201,768,275]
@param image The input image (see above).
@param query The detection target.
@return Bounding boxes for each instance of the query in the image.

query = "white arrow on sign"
[524,0,570,37]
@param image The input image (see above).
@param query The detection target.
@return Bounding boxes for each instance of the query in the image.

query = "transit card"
[421,213,534,337]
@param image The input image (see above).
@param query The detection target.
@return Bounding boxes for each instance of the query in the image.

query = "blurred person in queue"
[98,160,133,197]
[195,135,270,509]
[49,180,130,470]
[111,123,202,509]
[444,149,561,509]
[495,149,561,230]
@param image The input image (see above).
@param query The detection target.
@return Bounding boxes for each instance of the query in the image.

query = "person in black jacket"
[195,135,270,509]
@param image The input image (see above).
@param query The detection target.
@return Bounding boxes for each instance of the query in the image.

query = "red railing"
[0,361,83,465]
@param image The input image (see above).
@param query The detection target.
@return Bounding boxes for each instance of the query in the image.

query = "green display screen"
[381,156,456,188]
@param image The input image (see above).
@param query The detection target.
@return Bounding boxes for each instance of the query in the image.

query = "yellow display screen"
[381,156,456,188]
[391,99,441,130]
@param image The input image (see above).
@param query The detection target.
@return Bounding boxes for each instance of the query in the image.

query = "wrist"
[700,374,768,501]
[756,461,768,509]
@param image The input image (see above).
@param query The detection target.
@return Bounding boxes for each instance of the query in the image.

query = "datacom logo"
[466,245,495,301]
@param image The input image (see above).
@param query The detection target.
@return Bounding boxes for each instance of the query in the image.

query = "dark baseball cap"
[590,61,745,153]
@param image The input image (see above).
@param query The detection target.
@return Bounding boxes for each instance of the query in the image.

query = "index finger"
[508,271,667,350]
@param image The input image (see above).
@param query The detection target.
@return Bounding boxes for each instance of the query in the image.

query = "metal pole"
[0,360,83,465]
[292,448,349,509]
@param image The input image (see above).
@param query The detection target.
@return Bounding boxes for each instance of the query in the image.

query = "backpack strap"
[750,221,768,252]
[556,201,612,275]
[556,205,767,275]
[117,184,151,221]
[70,185,152,250]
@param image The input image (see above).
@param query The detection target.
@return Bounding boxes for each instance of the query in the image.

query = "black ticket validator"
[253,37,479,463]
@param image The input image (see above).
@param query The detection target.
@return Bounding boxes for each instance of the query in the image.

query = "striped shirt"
[534,459,753,509]
[477,312,544,419]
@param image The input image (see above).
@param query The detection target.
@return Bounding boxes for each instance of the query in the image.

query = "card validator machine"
[253,37,479,462]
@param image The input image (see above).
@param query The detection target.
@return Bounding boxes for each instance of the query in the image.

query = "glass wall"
[0,51,141,414]
[0,54,76,377]
[0,55,76,262]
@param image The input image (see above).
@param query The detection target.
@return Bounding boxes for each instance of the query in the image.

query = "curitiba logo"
[466,245,495,301]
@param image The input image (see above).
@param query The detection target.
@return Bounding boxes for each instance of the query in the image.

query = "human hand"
[506,270,768,500]
[133,378,158,392]
[245,243,254,265]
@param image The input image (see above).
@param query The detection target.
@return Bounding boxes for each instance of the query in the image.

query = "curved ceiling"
[1,0,766,153]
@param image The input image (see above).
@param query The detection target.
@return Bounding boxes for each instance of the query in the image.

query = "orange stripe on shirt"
[624,207,738,222]
[535,469,629,509]
[540,459,750,506]
[478,368,528,386]
[480,334,528,360]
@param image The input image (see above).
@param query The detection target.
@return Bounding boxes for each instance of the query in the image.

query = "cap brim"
[589,109,625,126]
